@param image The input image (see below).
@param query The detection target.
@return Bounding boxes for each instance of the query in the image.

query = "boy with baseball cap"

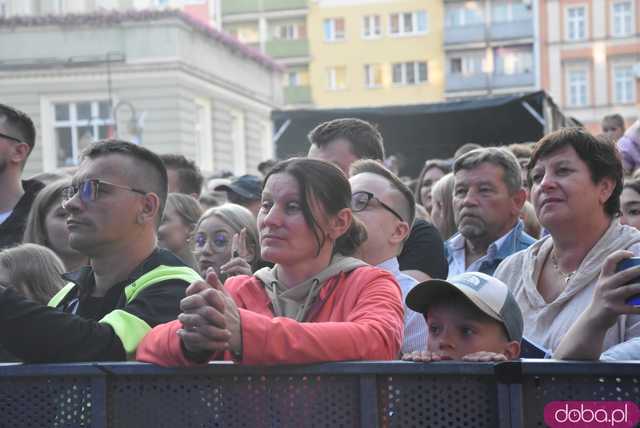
[402,272,522,362]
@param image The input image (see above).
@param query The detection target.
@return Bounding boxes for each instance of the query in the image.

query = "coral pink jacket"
[136,266,404,366]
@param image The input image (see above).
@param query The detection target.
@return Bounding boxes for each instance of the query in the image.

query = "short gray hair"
[453,147,523,194]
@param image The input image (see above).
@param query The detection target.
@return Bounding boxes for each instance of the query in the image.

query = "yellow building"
[308,0,445,108]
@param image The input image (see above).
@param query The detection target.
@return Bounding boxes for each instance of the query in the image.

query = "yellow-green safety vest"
[48,265,202,359]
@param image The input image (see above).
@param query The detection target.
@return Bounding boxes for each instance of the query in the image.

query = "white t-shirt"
[0,210,12,225]
[601,337,640,361]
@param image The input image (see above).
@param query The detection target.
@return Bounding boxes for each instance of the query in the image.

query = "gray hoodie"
[254,255,368,322]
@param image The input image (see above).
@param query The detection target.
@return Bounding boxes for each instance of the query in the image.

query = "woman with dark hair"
[495,128,640,354]
[137,158,404,366]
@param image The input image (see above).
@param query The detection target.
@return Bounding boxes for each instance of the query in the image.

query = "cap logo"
[456,274,488,292]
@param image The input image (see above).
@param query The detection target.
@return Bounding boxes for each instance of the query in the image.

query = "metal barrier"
[0,360,638,428]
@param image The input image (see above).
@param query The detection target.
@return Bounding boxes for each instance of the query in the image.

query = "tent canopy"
[272,91,559,177]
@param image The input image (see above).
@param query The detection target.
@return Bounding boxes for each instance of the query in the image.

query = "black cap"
[214,174,262,200]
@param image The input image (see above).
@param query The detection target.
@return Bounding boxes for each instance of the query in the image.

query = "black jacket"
[0,179,45,249]
[0,248,193,363]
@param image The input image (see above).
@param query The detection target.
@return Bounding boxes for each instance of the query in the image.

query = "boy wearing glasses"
[0,140,201,362]
[349,159,427,354]
[0,103,45,248]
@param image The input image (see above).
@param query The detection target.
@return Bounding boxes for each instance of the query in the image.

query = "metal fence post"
[359,374,379,428]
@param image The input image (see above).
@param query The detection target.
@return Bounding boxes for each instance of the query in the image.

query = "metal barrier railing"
[0,360,638,428]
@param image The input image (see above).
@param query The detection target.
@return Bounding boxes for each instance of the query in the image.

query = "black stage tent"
[271,91,573,177]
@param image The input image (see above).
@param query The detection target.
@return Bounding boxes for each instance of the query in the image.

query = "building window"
[445,3,483,27]
[284,69,309,88]
[364,64,383,88]
[494,47,533,75]
[567,68,588,107]
[389,11,427,36]
[612,1,633,37]
[326,66,347,90]
[363,15,381,38]
[194,98,213,172]
[613,64,635,104]
[566,6,586,41]
[229,25,260,44]
[53,101,114,167]
[286,72,300,87]
[449,55,484,76]
[273,23,306,40]
[324,18,345,42]
[230,109,246,175]
[492,0,531,22]
[392,61,428,85]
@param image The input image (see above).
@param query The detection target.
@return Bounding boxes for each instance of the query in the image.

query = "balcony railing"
[222,0,308,16]
[446,72,535,92]
[444,24,485,45]
[490,19,534,40]
[492,71,535,88]
[284,85,312,105]
[1,361,638,427]
[265,39,309,58]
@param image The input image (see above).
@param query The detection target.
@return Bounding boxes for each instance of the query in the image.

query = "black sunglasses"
[0,131,23,144]
[351,191,405,222]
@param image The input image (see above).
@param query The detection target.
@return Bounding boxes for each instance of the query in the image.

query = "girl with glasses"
[191,203,259,279]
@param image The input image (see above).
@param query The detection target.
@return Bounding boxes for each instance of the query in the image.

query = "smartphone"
[615,257,640,305]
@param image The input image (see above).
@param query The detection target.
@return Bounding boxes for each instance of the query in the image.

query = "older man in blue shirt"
[447,147,535,278]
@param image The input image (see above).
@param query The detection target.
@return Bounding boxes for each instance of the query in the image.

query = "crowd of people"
[0,101,639,366]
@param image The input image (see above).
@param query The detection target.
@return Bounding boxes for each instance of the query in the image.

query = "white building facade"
[0,9,282,176]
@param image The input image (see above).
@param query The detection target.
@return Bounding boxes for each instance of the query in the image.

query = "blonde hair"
[520,201,541,239]
[23,178,70,246]
[196,203,260,268]
[165,193,202,230]
[0,244,66,304]
[431,173,457,240]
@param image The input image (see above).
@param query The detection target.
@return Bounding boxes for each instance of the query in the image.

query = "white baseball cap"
[405,272,523,342]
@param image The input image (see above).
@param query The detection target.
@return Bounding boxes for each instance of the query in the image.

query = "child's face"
[602,120,624,141]
[426,302,512,360]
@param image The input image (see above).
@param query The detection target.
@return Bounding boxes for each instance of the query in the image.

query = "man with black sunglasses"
[0,103,45,248]
[0,140,201,362]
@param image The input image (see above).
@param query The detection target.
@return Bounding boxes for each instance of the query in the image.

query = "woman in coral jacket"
[136,157,404,366]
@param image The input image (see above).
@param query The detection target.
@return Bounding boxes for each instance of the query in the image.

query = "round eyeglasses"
[193,231,232,253]
[351,191,405,222]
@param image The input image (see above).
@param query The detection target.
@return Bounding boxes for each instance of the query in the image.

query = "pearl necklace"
[551,250,576,284]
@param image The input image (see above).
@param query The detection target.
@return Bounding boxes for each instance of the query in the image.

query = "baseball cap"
[405,272,523,342]
[214,175,262,201]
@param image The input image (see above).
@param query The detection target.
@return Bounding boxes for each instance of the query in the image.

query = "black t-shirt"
[0,248,192,363]
[398,219,448,279]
